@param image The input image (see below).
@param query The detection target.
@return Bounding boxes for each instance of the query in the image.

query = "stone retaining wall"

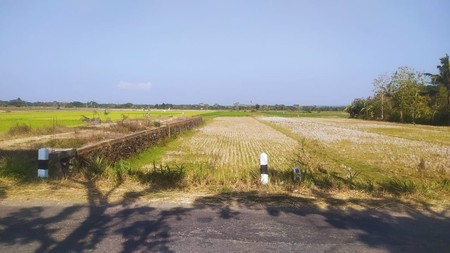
[76,116,203,163]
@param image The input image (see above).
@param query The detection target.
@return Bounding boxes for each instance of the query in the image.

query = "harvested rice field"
[260,116,450,178]
[161,117,298,169]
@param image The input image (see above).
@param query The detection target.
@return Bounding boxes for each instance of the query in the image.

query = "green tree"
[426,54,450,124]
[390,67,429,123]
[436,54,450,110]
[373,73,392,120]
[9,97,25,107]
[346,98,366,118]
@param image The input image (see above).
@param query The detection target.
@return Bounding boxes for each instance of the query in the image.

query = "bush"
[153,121,161,127]
[8,124,32,136]
[80,156,109,180]
[104,161,132,183]
[0,151,35,181]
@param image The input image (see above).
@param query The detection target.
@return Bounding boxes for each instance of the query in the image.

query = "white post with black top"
[260,152,268,185]
[38,148,49,178]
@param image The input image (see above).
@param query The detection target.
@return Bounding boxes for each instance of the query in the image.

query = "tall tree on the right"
[426,54,450,124]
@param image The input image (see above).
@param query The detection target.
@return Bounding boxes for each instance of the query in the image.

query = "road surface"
[1,195,449,253]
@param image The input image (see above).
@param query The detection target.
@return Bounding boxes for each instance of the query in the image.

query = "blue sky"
[1,0,449,106]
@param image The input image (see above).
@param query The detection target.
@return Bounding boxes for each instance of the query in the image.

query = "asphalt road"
[1,197,449,253]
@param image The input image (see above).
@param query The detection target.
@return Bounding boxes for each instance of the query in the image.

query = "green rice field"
[0,108,211,134]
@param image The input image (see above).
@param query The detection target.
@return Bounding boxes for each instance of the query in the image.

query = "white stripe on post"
[38,148,49,178]
[260,152,268,185]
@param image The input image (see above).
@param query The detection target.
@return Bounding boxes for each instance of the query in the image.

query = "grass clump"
[7,124,32,136]
[379,178,417,196]
[7,122,72,137]
[153,121,161,127]
[0,151,36,181]
[134,162,186,189]
[80,156,109,181]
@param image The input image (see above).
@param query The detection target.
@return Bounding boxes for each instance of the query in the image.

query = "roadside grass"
[0,150,36,182]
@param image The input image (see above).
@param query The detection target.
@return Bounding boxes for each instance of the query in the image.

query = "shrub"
[8,124,32,136]
[0,151,35,181]
[81,156,109,180]
[153,121,161,127]
[104,161,132,183]
[362,179,375,193]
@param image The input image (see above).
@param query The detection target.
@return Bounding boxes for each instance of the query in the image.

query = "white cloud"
[117,81,152,91]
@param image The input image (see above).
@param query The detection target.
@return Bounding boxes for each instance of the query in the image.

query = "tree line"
[0,98,345,112]
[346,54,450,125]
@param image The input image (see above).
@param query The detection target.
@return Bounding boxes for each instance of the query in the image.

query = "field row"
[158,117,298,173]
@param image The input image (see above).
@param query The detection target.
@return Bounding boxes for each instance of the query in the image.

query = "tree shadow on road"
[191,191,450,252]
[0,176,190,253]
[1,180,449,252]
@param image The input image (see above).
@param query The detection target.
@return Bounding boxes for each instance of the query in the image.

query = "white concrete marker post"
[38,148,49,178]
[260,152,268,185]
